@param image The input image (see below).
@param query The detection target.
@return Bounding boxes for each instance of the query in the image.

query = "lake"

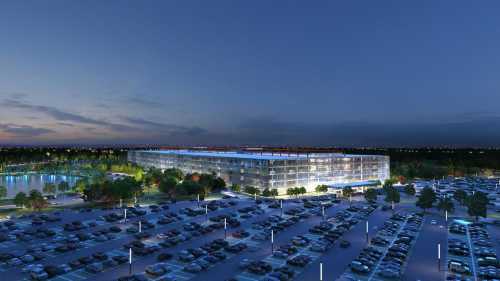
[0,174,80,198]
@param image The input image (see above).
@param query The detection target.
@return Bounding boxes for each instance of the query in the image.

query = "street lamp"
[271,229,275,252]
[320,262,323,281]
[322,206,325,221]
[138,221,142,233]
[124,209,127,223]
[129,247,133,275]
[205,205,208,222]
[280,200,283,217]
[197,194,200,208]
[366,221,369,244]
[224,218,227,239]
[437,243,441,270]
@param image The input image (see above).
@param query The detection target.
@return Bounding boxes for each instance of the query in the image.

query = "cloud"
[2,98,108,125]
[0,123,55,137]
[123,117,206,136]
[1,97,134,132]
[126,96,164,108]
[232,116,500,147]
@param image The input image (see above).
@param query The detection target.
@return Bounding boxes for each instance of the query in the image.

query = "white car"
[430,220,437,225]
[156,233,167,239]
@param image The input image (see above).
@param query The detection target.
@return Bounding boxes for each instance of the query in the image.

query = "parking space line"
[366,215,409,281]
[465,225,478,281]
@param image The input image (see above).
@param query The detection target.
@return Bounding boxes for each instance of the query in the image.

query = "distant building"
[128,150,390,194]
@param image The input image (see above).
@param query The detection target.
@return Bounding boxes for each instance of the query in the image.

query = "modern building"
[128,150,390,194]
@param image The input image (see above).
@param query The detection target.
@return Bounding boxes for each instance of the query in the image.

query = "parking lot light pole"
[322,206,325,221]
[124,209,127,223]
[134,196,137,205]
[224,218,227,240]
[120,198,122,208]
[445,210,448,223]
[197,194,200,208]
[205,205,208,223]
[139,221,142,233]
[366,221,369,244]
[438,243,441,270]
[320,262,323,281]
[254,193,257,202]
[271,229,274,253]
[129,247,132,275]
[280,200,283,217]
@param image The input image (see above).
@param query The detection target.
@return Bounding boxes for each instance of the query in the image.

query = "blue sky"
[1,1,500,146]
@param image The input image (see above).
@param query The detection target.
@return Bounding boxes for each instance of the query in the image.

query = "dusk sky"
[1,1,500,147]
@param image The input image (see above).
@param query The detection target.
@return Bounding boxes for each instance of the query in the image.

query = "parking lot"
[3,176,500,281]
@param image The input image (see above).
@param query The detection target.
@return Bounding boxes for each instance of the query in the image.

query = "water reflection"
[0,174,79,198]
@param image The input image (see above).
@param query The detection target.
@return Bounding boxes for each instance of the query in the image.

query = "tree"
[75,178,88,194]
[27,190,47,211]
[384,186,400,206]
[230,184,241,193]
[163,168,183,181]
[0,186,6,199]
[298,187,307,196]
[416,187,436,213]
[82,177,142,204]
[58,181,70,193]
[383,179,396,190]
[159,177,178,199]
[177,180,204,197]
[437,197,454,214]
[286,188,295,197]
[270,189,279,197]
[453,189,467,205]
[404,184,416,196]
[315,185,328,193]
[14,192,27,208]
[42,183,56,195]
[342,187,354,205]
[212,177,226,191]
[244,186,260,195]
[364,188,378,203]
[466,191,488,221]
[262,188,272,197]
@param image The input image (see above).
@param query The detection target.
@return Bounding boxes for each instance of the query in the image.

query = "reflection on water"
[0,174,79,198]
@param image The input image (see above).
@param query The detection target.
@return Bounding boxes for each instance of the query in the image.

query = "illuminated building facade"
[128,150,390,194]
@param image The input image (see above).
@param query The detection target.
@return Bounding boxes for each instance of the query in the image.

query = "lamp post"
[138,221,142,233]
[438,243,441,271]
[366,221,369,244]
[445,210,448,224]
[224,218,227,239]
[320,263,323,281]
[205,205,208,223]
[322,206,325,221]
[124,209,127,223]
[280,200,283,217]
[119,198,122,208]
[129,248,132,275]
[271,229,274,253]
[134,196,137,205]
[197,194,200,208]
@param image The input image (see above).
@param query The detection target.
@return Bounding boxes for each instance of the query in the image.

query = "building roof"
[134,150,387,161]
[136,150,308,160]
